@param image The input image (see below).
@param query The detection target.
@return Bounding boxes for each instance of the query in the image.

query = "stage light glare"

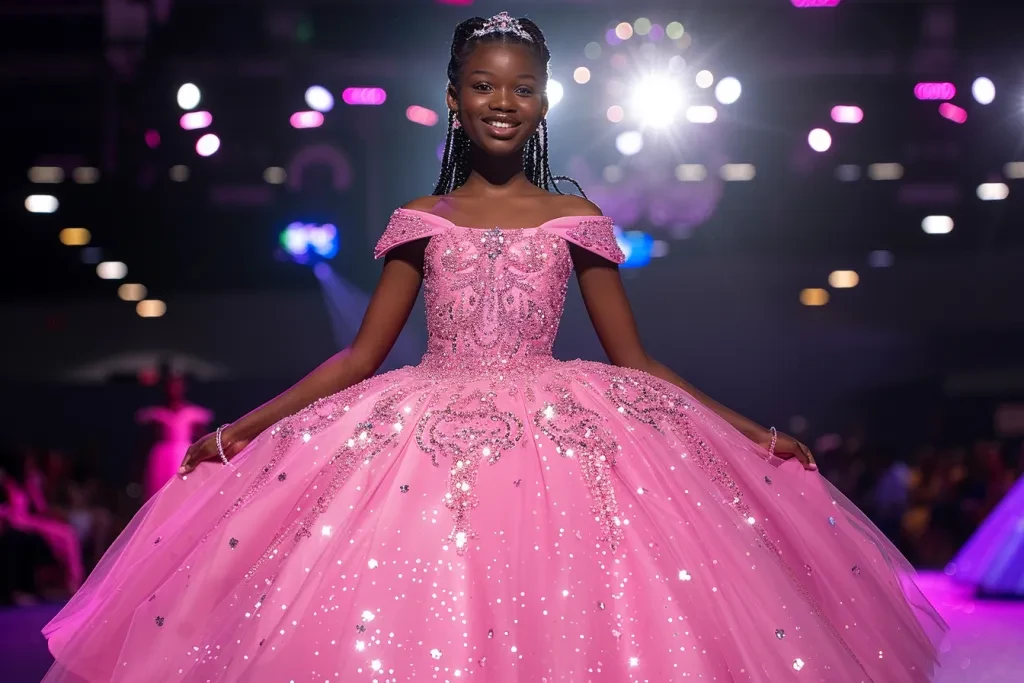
[547,80,564,109]
[695,70,714,89]
[631,74,685,128]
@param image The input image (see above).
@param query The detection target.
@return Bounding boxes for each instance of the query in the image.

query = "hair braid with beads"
[432,16,585,198]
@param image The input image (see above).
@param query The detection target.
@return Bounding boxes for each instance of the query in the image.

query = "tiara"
[470,12,534,42]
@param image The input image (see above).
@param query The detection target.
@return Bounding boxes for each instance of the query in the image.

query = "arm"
[224,240,426,444]
[571,246,765,439]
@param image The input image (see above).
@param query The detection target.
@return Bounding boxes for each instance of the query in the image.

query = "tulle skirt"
[43,360,946,682]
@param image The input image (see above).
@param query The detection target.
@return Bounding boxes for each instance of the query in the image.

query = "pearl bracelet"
[215,424,232,466]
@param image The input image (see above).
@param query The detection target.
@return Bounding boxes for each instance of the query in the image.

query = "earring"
[452,115,462,130]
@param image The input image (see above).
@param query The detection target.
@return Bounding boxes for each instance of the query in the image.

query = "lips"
[481,117,521,139]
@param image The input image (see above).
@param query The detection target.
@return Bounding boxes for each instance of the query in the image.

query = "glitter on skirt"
[42,209,947,682]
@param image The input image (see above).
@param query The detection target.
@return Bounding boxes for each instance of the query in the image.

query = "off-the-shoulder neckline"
[396,207,610,232]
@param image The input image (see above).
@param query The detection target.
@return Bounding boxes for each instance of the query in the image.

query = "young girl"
[43,13,946,682]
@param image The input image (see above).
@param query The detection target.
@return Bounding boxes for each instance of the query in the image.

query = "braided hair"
[432,16,586,197]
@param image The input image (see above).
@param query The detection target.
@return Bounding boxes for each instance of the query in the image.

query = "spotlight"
[547,80,564,109]
[630,74,685,128]
[280,222,340,264]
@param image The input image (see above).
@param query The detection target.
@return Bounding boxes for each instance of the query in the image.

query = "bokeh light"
[828,270,860,288]
[715,77,742,104]
[177,83,201,110]
[808,128,832,152]
[695,70,714,89]
[97,261,127,280]
[290,111,325,129]
[136,300,167,318]
[342,87,387,106]
[615,22,634,41]
[196,133,221,156]
[118,283,147,301]
[606,105,625,123]
[180,111,212,131]
[921,215,954,235]
[305,85,335,112]
[28,166,64,183]
[59,227,91,246]
[406,106,439,126]
[574,67,591,84]
[615,130,644,156]
[831,105,863,123]
[631,74,685,128]
[800,288,830,306]
[971,77,995,104]
[665,22,684,40]
[25,195,59,213]
[977,182,1009,201]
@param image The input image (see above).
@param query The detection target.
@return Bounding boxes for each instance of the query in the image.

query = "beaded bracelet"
[215,424,232,466]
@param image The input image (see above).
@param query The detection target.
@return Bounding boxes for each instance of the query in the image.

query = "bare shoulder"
[401,196,444,212]
[550,193,604,218]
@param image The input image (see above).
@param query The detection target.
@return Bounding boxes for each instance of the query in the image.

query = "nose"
[490,87,517,112]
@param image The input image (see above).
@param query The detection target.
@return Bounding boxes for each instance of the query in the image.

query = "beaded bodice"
[375,209,625,378]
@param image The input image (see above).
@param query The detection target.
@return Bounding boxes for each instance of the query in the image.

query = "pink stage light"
[791,0,841,6]
[831,105,863,124]
[180,111,213,131]
[938,102,967,124]
[290,111,325,129]
[196,133,220,157]
[342,87,387,106]
[914,82,956,100]
[144,129,161,149]
[406,106,439,127]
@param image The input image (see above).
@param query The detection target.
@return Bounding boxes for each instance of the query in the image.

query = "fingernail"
[809,464,818,471]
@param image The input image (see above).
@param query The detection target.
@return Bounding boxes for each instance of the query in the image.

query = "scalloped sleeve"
[550,216,625,264]
[373,209,445,259]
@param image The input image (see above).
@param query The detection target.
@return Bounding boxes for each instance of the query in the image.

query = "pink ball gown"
[43,208,946,682]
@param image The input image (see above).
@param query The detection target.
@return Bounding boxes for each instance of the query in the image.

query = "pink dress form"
[43,209,946,682]
[138,404,213,498]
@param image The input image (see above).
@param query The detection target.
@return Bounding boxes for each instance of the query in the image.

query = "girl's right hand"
[178,426,250,475]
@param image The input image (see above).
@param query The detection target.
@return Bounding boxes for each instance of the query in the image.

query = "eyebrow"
[468,69,538,80]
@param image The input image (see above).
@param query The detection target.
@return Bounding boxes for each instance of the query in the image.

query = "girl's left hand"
[752,429,817,471]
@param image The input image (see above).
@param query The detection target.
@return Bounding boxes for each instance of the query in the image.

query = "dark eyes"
[473,83,533,95]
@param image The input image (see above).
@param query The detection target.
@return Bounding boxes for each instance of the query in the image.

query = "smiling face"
[448,41,548,158]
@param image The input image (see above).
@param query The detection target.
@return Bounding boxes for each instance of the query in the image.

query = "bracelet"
[767,426,778,457]
[215,424,232,466]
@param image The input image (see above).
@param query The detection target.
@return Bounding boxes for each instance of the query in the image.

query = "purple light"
[406,106,439,127]
[790,0,841,6]
[290,111,325,129]
[605,29,622,46]
[914,82,956,101]
[144,129,161,149]
[180,110,213,131]
[342,87,387,106]
[831,105,864,124]
[647,24,665,41]
[195,133,220,157]
[938,102,968,124]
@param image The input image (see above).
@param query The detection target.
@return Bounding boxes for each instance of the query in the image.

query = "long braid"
[433,15,586,198]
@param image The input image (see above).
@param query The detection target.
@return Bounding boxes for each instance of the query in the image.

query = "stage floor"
[2,572,1020,682]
